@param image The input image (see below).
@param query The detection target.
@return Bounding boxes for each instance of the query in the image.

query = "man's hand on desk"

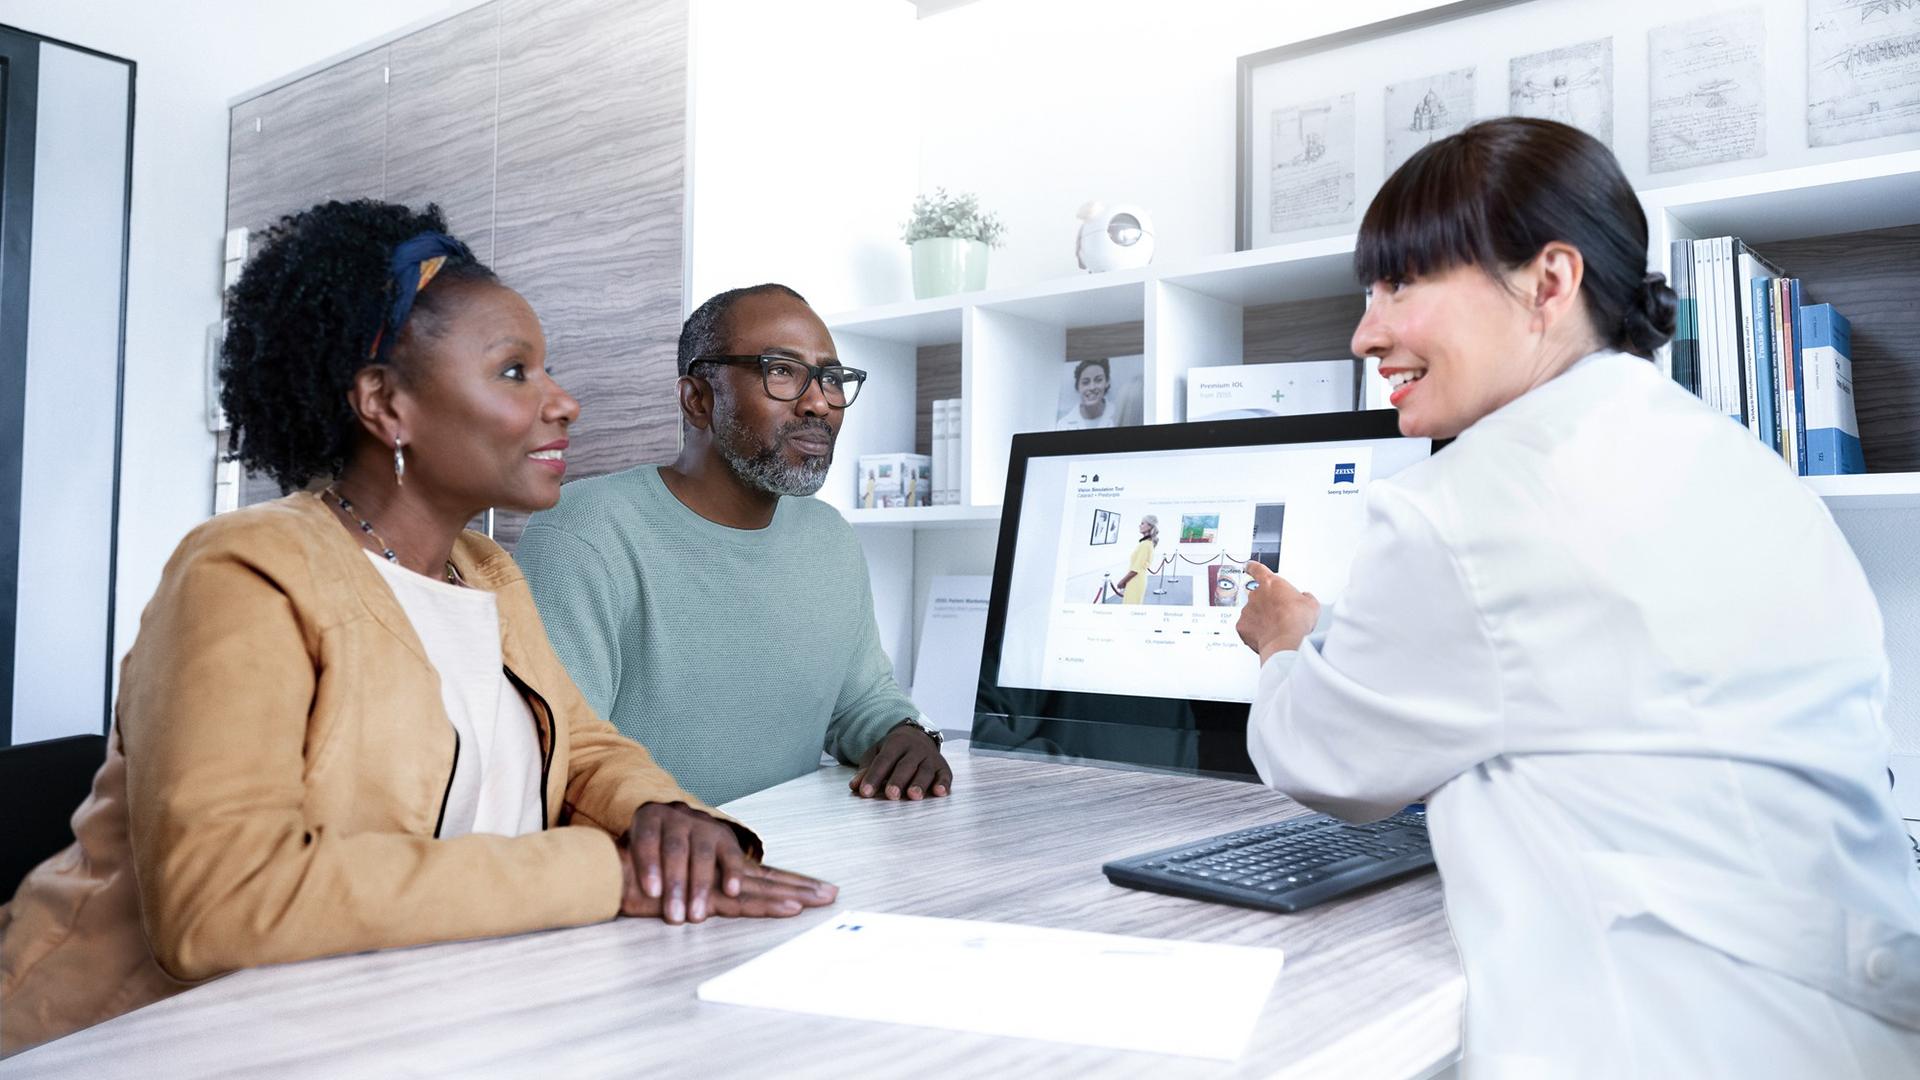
[850,722,953,801]
[617,802,837,925]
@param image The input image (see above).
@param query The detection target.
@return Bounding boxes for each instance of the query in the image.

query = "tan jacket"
[0,493,749,1055]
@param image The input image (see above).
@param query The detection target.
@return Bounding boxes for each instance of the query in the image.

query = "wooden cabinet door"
[227,48,388,259]
[386,3,500,261]
[491,0,690,547]
[228,49,388,507]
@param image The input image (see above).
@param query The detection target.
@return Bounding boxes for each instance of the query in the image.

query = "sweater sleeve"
[515,521,626,724]
[1245,486,1505,822]
[120,532,624,984]
[822,550,920,766]
[545,661,764,860]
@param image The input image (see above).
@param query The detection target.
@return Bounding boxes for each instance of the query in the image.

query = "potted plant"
[902,188,1005,299]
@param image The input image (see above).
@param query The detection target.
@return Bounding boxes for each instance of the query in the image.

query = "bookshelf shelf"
[821,148,1920,535]
[837,505,1001,529]
[1643,150,1920,248]
[1805,473,1920,512]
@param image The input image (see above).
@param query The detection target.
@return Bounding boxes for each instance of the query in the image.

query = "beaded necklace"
[324,487,460,585]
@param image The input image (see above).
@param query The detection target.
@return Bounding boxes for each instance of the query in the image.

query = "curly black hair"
[218,200,495,493]
[676,282,809,378]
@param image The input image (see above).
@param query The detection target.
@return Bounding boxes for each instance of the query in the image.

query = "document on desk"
[696,911,1286,1060]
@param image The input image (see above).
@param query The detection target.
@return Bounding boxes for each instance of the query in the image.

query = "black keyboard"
[1102,807,1435,914]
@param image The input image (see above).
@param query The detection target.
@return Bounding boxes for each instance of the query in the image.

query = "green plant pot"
[911,237,989,299]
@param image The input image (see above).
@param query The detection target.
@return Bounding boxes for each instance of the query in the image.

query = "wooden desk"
[12,746,1463,1078]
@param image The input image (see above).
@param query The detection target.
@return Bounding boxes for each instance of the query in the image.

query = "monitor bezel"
[972,409,1424,781]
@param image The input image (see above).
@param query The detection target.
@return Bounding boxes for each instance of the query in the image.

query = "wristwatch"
[896,716,944,746]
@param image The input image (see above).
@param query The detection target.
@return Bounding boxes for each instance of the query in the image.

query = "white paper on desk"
[909,575,990,734]
[696,910,1286,1060]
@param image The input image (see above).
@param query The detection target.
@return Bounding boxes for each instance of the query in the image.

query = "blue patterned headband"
[368,231,465,361]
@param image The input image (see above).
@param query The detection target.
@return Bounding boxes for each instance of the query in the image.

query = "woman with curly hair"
[0,200,835,1055]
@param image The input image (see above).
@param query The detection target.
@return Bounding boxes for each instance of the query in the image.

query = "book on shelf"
[930,399,948,506]
[1785,278,1808,473]
[1669,238,1697,396]
[1667,236,1865,477]
[1799,303,1865,476]
[1735,242,1783,447]
[930,398,962,505]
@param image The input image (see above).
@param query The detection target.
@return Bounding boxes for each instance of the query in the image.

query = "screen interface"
[995,435,1431,705]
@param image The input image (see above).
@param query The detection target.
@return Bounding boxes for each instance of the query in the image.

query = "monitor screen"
[973,411,1432,780]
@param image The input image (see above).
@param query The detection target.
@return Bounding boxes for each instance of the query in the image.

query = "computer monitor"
[972,410,1433,780]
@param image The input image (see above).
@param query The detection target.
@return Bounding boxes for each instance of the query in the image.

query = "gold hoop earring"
[393,440,406,487]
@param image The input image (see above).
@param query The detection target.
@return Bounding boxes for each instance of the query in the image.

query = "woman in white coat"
[1236,117,1920,1078]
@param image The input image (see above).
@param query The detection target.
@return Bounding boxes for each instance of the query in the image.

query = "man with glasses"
[514,284,953,808]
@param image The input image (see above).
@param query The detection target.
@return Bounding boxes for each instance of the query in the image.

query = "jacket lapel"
[291,491,435,669]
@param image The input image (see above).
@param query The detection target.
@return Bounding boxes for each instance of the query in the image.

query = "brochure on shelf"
[857,453,931,509]
[1186,360,1356,421]
[909,575,990,735]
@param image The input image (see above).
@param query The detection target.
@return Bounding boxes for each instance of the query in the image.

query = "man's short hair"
[677,283,810,378]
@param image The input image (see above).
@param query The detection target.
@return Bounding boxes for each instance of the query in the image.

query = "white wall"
[2,0,472,682]
[913,0,1440,289]
[687,0,920,316]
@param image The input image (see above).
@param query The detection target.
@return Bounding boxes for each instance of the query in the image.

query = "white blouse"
[1247,352,1920,1077]
[368,552,543,838]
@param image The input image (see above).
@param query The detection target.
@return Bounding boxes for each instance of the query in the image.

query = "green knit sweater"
[514,465,918,806]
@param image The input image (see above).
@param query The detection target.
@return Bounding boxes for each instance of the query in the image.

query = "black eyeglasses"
[691,354,867,407]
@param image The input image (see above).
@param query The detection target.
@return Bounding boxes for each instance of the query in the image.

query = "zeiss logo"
[1332,463,1356,484]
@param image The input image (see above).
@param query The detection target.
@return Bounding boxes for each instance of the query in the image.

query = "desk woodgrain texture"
[8,746,1463,1079]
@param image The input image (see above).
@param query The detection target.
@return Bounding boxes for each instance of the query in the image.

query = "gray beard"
[712,392,833,498]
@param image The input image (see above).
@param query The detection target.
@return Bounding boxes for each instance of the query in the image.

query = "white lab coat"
[1248,351,1920,1078]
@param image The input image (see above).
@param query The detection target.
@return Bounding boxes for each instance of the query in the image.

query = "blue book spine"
[1670,239,1696,393]
[1798,303,1865,475]
[1789,279,1807,474]
[1749,277,1776,453]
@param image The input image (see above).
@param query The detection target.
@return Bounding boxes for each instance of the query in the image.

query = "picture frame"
[1235,0,1528,251]
[1090,508,1119,546]
[1235,0,1919,252]
[1054,354,1145,431]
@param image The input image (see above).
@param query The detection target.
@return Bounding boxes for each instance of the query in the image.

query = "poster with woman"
[1054,354,1145,431]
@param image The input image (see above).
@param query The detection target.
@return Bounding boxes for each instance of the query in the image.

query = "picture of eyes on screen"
[996,436,1430,705]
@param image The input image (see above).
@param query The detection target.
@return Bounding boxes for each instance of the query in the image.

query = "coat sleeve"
[1246,486,1505,822]
[120,530,624,984]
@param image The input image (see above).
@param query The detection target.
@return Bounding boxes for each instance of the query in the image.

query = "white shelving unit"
[825,148,1920,523]
[1642,147,1920,513]
[839,504,1001,530]
[822,148,1920,684]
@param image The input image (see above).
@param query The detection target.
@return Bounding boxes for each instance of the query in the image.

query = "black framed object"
[972,410,1435,781]
[0,25,135,746]
[0,27,41,748]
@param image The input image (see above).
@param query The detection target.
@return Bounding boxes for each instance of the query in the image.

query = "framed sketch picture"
[1233,0,1914,251]
[1236,0,1528,251]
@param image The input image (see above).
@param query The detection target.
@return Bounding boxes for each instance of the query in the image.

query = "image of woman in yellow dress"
[1113,514,1159,604]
